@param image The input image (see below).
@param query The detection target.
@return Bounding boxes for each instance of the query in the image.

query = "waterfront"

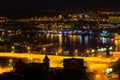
[30,30,115,57]
[0,28,116,57]
[0,11,120,79]
[39,32,114,56]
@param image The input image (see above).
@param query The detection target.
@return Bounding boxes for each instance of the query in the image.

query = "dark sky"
[0,0,120,13]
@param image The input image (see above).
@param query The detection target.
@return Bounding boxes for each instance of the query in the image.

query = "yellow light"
[75,49,78,53]
[58,51,60,53]
[43,48,46,51]
[59,49,62,52]
[109,46,113,50]
[86,50,89,53]
[12,46,15,49]
[0,52,118,69]
[9,59,13,63]
[98,55,101,58]
[95,74,100,78]
[112,74,119,79]
[0,67,13,74]
[91,49,95,53]
[27,46,30,50]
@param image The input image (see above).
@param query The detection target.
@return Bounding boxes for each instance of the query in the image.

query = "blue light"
[102,30,108,34]
[89,30,93,34]
[100,30,109,37]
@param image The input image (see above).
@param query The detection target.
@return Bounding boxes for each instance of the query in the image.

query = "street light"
[9,59,13,66]
[75,49,78,53]
[43,47,46,54]
[74,49,78,56]
[91,49,95,57]
[91,49,95,53]
[9,59,13,63]
[12,46,15,49]
[57,48,62,55]
[11,46,15,53]
[86,49,90,56]
[43,47,46,51]
[59,48,62,52]
[27,46,30,53]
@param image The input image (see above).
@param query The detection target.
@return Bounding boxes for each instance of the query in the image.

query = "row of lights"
[11,46,31,53]
[73,46,113,57]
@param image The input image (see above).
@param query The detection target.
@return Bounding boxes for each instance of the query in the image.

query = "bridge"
[0,52,119,76]
[0,52,118,68]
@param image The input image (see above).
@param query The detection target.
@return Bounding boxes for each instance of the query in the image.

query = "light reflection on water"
[42,33,114,55]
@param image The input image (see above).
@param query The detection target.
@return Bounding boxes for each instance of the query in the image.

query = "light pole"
[86,49,90,56]
[57,48,62,55]
[11,46,15,53]
[9,59,13,66]
[74,49,78,56]
[43,47,46,54]
[91,49,95,57]
[27,46,30,53]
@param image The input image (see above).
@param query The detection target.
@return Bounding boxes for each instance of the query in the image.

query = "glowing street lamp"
[12,46,15,49]
[59,48,62,52]
[74,49,78,56]
[109,46,113,50]
[57,48,62,55]
[74,49,78,53]
[27,46,30,50]
[91,49,95,53]
[43,47,46,54]
[85,49,90,56]
[86,50,90,54]
[27,46,30,53]
[11,46,15,53]
[43,47,46,51]
[9,59,13,66]
[9,59,13,63]
[90,49,95,57]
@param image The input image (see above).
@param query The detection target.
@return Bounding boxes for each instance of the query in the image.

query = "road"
[0,52,118,79]
[94,72,108,80]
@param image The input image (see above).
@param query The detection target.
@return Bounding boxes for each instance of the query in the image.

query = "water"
[39,32,114,56]
[0,29,115,56]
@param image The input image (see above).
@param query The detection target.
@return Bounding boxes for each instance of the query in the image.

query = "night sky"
[0,0,120,13]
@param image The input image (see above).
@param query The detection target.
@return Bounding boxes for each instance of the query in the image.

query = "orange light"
[75,49,78,53]
[43,48,46,51]
[12,46,15,49]
[27,46,30,50]
[112,74,119,79]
